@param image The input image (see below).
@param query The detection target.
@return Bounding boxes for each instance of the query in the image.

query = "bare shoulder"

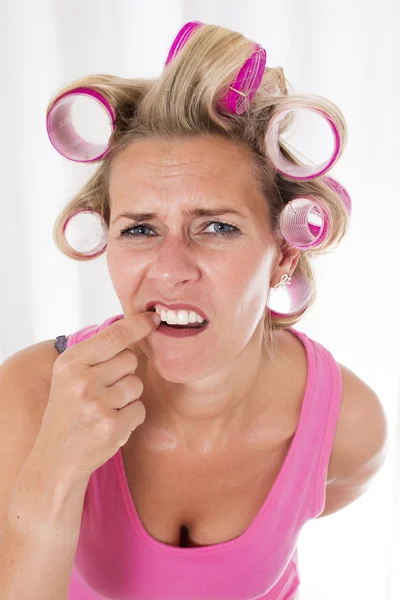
[313,362,389,518]
[284,330,388,482]
[281,330,388,500]
[0,339,60,423]
[329,362,389,482]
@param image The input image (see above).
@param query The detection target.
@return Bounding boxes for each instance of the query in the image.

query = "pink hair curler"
[265,104,342,180]
[165,21,204,66]
[219,45,266,115]
[62,210,108,257]
[267,271,312,317]
[279,197,329,250]
[165,20,267,115]
[323,176,352,215]
[47,22,266,162]
[46,87,116,163]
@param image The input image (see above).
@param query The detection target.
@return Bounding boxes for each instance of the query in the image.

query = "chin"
[147,352,211,382]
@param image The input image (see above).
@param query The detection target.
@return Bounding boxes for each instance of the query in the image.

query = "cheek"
[233,261,272,313]
[107,245,136,272]
[106,250,120,284]
[106,251,137,294]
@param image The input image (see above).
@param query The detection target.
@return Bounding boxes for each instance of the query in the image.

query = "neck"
[134,328,279,455]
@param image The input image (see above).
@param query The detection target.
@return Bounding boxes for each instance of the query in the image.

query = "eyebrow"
[111,207,247,224]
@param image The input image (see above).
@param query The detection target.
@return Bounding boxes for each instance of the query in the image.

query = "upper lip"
[145,301,209,321]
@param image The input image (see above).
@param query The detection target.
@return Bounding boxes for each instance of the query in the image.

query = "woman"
[0,21,387,600]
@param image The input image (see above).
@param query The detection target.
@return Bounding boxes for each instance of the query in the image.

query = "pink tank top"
[55,314,342,600]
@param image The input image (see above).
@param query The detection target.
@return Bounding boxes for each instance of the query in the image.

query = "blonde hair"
[51,23,350,356]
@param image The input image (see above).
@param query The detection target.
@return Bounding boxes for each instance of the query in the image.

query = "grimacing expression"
[105,135,280,363]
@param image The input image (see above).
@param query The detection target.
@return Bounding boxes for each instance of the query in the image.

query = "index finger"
[65,311,161,368]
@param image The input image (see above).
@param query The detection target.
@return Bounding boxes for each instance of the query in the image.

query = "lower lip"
[156,322,209,338]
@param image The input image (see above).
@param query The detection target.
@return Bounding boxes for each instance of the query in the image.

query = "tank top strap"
[287,326,343,518]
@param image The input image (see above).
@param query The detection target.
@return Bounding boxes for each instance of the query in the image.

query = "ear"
[271,240,301,287]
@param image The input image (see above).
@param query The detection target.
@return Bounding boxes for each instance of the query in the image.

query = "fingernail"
[152,313,161,325]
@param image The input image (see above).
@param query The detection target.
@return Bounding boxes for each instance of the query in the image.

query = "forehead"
[109,136,257,200]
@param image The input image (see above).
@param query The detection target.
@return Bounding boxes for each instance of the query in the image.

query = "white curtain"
[1,1,398,598]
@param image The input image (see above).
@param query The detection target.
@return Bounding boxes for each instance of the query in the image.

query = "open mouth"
[149,307,208,329]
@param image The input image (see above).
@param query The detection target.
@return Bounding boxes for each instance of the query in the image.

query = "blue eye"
[119,220,240,238]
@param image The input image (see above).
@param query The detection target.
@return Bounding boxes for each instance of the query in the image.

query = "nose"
[146,235,201,285]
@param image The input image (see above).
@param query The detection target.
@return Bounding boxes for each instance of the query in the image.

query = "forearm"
[0,448,90,600]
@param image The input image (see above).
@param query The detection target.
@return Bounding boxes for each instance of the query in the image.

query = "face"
[106,135,284,379]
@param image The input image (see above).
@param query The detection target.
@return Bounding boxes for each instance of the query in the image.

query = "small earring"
[267,271,311,317]
[273,273,292,290]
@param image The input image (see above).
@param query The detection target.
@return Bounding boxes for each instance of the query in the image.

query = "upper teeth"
[153,305,206,325]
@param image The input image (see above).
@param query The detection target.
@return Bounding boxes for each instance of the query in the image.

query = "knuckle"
[97,417,114,438]
[53,353,74,375]
[122,374,143,399]
[73,375,92,398]
[106,325,129,349]
[83,397,103,422]
[130,353,139,369]
[134,401,146,421]
[131,375,144,395]
[121,349,138,371]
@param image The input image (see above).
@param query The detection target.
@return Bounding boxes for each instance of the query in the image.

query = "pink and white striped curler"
[46,88,115,163]
[279,197,329,250]
[164,21,203,66]
[62,210,108,257]
[265,104,342,180]
[219,45,266,115]
[267,271,312,317]
[324,176,352,215]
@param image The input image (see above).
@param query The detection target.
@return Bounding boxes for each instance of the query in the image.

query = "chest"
[119,332,340,549]
[121,432,298,548]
